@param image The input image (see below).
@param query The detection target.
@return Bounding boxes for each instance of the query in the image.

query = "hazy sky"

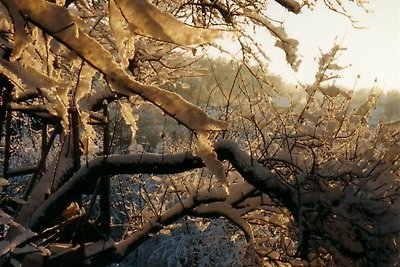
[215,1,400,91]
[263,0,400,91]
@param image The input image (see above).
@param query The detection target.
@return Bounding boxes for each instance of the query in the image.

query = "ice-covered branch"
[215,140,298,215]
[28,152,204,232]
[28,140,296,233]
[102,181,257,265]
[13,0,228,133]
[193,202,254,242]
[7,134,76,237]
[27,179,258,266]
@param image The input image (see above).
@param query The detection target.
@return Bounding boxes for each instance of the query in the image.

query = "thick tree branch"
[28,152,204,232]
[27,140,296,233]
[14,0,228,133]
[36,182,256,267]
[6,139,299,266]
[215,140,298,215]
[7,133,76,241]
[274,0,301,14]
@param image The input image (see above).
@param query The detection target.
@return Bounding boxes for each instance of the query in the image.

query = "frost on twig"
[194,202,254,242]
[243,12,301,71]
[314,44,346,84]
[304,44,351,100]
[115,180,257,261]
[323,0,372,27]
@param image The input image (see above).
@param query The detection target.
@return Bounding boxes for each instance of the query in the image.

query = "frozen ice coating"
[115,0,223,46]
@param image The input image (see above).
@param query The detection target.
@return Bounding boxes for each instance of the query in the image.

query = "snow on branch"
[193,202,254,242]
[0,209,37,258]
[2,0,31,60]
[243,12,301,71]
[114,0,223,46]
[0,56,70,90]
[215,140,298,215]
[13,0,228,132]
[26,139,295,235]
[10,134,76,239]
[115,181,257,263]
[27,152,205,232]
[20,148,262,265]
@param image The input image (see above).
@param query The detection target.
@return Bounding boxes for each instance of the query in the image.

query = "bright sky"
[264,0,400,91]
[215,0,400,91]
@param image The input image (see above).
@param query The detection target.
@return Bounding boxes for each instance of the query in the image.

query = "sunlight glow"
[266,0,400,91]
